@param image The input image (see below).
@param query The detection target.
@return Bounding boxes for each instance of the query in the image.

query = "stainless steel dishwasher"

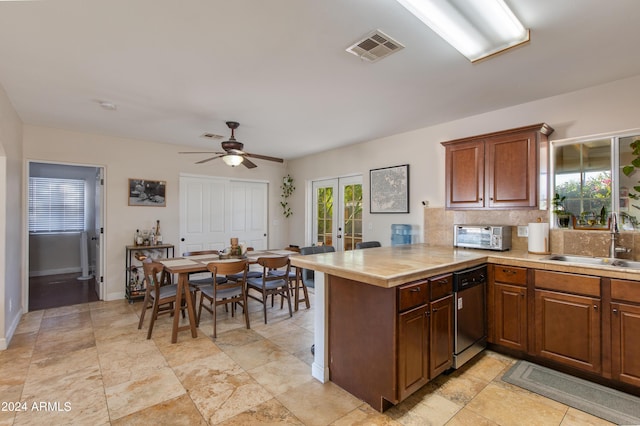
[452,264,487,369]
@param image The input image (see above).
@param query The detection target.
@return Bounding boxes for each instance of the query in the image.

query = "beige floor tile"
[267,326,314,355]
[331,404,403,425]
[248,353,314,396]
[0,384,22,425]
[111,394,207,426]
[186,371,274,425]
[42,303,91,318]
[431,369,490,405]
[224,338,290,371]
[32,328,96,357]
[17,364,109,426]
[465,382,567,426]
[28,346,100,382]
[218,398,305,425]
[14,310,44,334]
[386,393,462,426]
[559,407,616,426]
[105,366,186,421]
[154,333,223,368]
[277,380,362,426]
[213,327,265,350]
[39,310,93,332]
[444,407,499,426]
[97,339,168,388]
[458,351,514,383]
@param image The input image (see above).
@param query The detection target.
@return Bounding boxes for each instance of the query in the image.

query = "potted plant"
[280,175,295,218]
[552,193,572,228]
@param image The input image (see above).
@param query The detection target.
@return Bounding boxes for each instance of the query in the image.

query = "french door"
[311,176,363,251]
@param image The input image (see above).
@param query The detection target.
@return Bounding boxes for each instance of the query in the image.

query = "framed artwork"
[128,179,166,207]
[370,164,409,213]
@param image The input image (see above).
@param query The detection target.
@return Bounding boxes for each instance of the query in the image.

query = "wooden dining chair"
[182,250,228,289]
[138,261,195,339]
[198,260,251,338]
[246,256,292,323]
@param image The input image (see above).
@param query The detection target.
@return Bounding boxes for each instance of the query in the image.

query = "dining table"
[158,249,300,343]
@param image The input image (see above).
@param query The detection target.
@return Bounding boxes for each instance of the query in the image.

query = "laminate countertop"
[289,244,640,288]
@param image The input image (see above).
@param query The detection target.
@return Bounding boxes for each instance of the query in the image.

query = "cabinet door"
[492,282,527,351]
[444,140,484,208]
[611,302,640,387]
[486,131,537,208]
[430,295,453,378]
[398,305,429,401]
[534,289,601,373]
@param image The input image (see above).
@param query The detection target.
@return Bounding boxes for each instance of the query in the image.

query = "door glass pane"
[342,183,363,251]
[316,187,333,246]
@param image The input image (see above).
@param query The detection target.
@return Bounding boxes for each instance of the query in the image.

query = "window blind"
[29,177,85,233]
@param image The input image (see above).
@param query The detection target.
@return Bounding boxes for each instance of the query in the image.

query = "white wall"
[0,82,23,349]
[22,126,289,301]
[287,75,640,247]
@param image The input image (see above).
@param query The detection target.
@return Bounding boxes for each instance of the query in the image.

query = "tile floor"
[1,290,616,425]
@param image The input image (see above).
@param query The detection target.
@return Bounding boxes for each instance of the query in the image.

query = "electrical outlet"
[517,226,529,237]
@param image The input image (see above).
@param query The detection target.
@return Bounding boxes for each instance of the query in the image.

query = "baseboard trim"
[29,267,82,277]
[1,306,24,350]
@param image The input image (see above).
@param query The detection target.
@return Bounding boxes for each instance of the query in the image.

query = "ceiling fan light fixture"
[395,0,529,62]
[222,154,244,167]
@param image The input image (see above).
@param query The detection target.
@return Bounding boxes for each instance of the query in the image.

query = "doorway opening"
[27,162,105,311]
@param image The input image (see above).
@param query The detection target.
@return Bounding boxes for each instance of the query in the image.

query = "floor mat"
[502,360,640,425]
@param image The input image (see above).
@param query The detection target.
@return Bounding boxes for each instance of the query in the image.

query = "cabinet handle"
[432,307,438,313]
[502,268,516,275]
[593,304,598,311]
[410,288,421,292]
[613,308,618,314]
[479,197,483,201]
[425,311,430,317]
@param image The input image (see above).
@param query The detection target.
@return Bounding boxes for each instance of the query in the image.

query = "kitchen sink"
[543,254,640,269]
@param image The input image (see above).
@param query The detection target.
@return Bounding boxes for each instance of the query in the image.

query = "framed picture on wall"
[370,164,409,213]
[128,179,166,207]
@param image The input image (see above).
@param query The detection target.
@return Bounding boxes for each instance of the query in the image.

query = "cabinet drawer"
[398,281,429,312]
[611,279,640,304]
[429,274,452,301]
[534,270,600,297]
[494,265,527,286]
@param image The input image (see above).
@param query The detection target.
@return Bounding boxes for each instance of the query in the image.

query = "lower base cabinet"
[533,270,602,374]
[611,278,640,387]
[328,273,454,412]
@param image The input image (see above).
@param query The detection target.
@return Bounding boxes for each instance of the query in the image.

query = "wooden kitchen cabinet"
[489,265,528,352]
[398,304,429,400]
[429,294,453,377]
[610,279,640,387]
[442,123,553,210]
[534,270,601,374]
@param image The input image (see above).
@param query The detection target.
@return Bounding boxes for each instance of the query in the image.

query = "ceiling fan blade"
[196,154,224,164]
[245,152,284,163]
[241,157,258,169]
[179,151,225,154]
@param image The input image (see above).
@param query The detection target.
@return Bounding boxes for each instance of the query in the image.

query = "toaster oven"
[453,225,511,251]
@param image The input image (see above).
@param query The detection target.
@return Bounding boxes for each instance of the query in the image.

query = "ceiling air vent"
[200,132,223,140]
[346,30,404,62]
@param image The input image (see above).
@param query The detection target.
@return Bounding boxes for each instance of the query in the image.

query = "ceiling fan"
[179,121,284,168]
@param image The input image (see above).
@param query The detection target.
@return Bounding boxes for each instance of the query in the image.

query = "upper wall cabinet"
[441,124,554,210]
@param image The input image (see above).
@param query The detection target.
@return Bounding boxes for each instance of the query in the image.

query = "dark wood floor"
[29,272,99,311]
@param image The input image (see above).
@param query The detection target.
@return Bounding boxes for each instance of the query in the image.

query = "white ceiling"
[1,0,640,163]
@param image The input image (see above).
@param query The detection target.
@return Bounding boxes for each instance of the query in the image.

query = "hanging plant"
[280,174,295,218]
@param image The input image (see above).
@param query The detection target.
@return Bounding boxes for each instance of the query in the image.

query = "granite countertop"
[289,244,640,288]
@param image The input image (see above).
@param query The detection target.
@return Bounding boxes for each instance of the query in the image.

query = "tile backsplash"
[423,207,639,260]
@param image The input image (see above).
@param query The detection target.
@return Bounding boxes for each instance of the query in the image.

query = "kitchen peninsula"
[291,244,640,411]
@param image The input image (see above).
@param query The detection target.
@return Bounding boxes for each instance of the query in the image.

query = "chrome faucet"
[610,212,631,258]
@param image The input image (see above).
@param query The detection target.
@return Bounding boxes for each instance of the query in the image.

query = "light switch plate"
[517,226,528,237]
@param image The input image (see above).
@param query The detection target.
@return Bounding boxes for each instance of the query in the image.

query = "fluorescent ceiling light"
[222,154,244,167]
[396,0,530,62]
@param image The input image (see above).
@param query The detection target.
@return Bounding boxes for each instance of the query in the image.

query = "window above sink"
[551,130,640,231]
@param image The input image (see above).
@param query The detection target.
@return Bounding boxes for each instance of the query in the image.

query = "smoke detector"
[346,30,404,62]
